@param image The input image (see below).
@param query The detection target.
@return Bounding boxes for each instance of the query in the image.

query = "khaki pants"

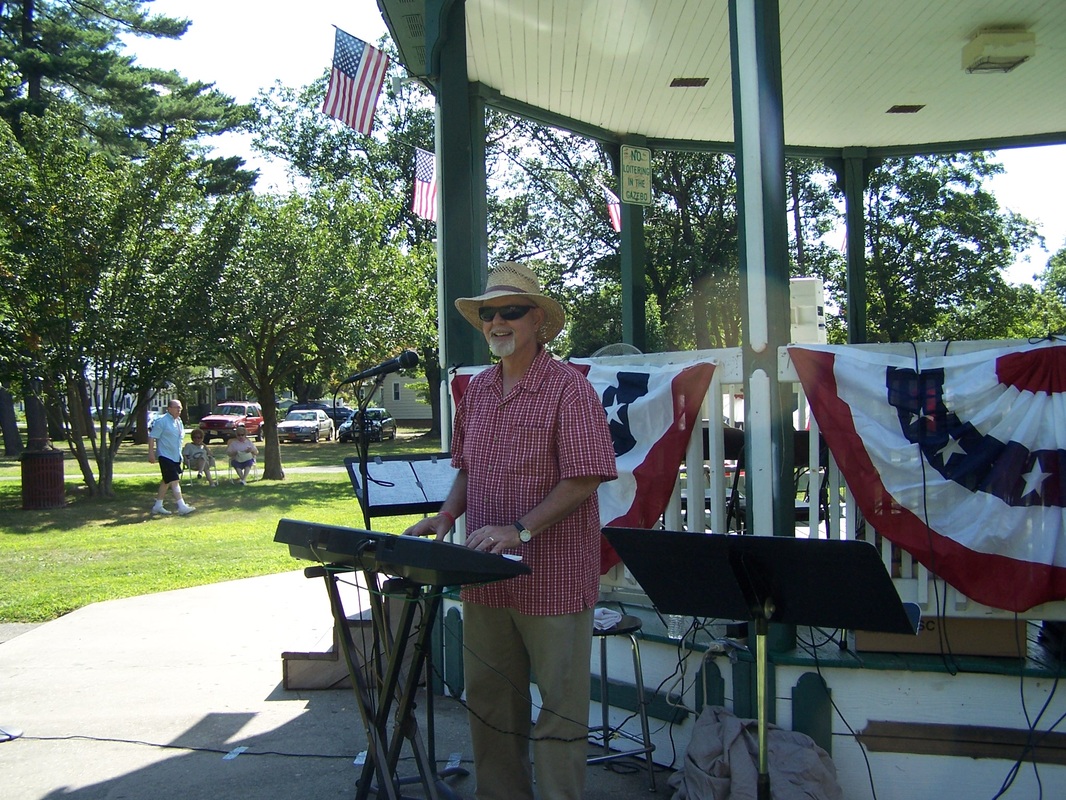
[462,603,593,800]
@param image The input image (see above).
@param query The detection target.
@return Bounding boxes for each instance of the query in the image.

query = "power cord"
[11,732,411,763]
[990,619,1066,799]
[908,340,958,676]
[804,624,880,800]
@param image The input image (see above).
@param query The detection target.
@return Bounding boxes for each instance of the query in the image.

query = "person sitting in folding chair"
[182,428,218,486]
[226,426,258,485]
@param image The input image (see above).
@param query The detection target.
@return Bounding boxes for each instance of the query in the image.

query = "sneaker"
[152,504,171,516]
[240,479,246,486]
[209,481,218,487]
[177,504,196,516]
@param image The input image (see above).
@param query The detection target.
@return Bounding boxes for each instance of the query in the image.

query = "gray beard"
[488,336,516,358]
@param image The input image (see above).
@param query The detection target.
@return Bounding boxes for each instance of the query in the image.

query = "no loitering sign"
[620,145,652,206]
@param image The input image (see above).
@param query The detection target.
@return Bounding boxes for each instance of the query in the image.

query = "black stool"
[588,614,656,791]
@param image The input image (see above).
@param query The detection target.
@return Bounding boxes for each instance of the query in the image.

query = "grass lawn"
[0,429,443,622]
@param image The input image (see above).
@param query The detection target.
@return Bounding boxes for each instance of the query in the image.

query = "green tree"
[1040,245,1066,303]
[0,1,253,157]
[855,153,1038,343]
[643,151,740,350]
[0,110,238,495]
[192,183,427,479]
[1020,245,1066,338]
[251,65,442,429]
[788,159,846,286]
[0,0,256,455]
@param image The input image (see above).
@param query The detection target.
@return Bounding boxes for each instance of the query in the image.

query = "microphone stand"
[354,378,380,531]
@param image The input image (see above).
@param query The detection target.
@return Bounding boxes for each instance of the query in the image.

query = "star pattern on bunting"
[887,365,1064,508]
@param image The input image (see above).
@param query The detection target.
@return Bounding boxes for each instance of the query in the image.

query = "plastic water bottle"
[667,614,688,640]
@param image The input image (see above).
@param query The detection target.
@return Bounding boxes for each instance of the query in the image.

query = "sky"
[123,0,1065,287]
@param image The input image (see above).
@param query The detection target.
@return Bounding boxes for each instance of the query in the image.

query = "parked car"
[111,408,165,441]
[277,409,334,443]
[338,407,397,443]
[92,406,123,422]
[325,406,355,428]
[275,398,298,419]
[287,401,327,412]
[199,401,264,443]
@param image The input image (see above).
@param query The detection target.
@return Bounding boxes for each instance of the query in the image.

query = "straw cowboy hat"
[455,261,566,344]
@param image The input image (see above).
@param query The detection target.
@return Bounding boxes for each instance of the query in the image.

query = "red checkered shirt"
[453,348,617,615]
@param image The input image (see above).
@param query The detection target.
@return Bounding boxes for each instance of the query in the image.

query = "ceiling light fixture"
[963,29,1035,74]
[886,105,925,114]
[670,77,709,88]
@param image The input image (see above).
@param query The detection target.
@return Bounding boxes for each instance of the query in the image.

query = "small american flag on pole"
[604,185,622,232]
[412,147,438,222]
[322,29,389,135]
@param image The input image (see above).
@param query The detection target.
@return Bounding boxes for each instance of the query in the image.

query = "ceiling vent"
[670,77,709,88]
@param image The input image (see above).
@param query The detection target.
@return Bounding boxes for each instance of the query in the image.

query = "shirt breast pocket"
[508,425,553,472]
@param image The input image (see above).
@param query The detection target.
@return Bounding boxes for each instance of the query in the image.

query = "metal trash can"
[20,450,66,510]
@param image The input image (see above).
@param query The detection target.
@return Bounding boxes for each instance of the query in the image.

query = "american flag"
[603,185,622,232]
[412,147,438,222]
[321,29,389,135]
[790,341,1066,612]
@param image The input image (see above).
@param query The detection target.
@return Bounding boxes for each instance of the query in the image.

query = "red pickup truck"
[199,401,264,443]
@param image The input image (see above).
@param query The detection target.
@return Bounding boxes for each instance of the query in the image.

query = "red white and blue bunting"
[789,341,1066,612]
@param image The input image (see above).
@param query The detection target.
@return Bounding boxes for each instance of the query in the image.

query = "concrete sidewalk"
[0,570,670,799]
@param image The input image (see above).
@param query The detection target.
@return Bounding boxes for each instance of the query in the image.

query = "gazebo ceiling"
[381,0,1066,154]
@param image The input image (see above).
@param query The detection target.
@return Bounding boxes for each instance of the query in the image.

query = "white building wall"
[373,378,432,423]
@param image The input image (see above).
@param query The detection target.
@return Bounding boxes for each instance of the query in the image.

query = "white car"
[277,409,334,443]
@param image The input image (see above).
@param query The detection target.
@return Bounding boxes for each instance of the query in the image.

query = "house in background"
[367,378,431,426]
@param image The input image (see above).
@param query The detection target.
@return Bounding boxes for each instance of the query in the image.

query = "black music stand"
[602,528,920,800]
[345,453,460,526]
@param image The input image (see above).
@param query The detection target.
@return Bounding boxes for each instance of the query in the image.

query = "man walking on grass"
[147,399,195,516]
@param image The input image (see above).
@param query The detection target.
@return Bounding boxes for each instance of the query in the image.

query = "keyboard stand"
[317,565,454,800]
[277,520,528,799]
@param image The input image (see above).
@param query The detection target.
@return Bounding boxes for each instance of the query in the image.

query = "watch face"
[520,529,532,542]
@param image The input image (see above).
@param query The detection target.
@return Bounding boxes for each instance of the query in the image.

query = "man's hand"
[467,524,521,553]
[403,514,454,541]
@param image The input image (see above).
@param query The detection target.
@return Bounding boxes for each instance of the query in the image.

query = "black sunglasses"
[478,305,534,322]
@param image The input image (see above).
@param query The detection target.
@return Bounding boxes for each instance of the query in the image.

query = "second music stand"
[602,528,919,800]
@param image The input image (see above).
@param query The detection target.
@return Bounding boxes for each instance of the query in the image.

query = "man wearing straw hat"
[406,261,617,800]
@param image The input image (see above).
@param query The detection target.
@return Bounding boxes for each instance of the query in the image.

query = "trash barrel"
[20,450,66,510]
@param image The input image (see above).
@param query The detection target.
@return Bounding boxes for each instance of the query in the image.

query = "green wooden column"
[729,0,795,671]
[728,0,794,542]
[429,0,489,372]
[843,147,872,344]
[612,138,648,352]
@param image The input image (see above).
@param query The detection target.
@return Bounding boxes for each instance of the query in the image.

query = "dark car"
[111,408,165,441]
[325,406,355,428]
[338,407,397,443]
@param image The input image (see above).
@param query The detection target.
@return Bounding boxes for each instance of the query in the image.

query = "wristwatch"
[514,521,534,543]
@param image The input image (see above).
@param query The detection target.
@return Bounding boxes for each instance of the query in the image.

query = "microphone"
[341,350,419,384]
